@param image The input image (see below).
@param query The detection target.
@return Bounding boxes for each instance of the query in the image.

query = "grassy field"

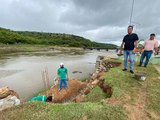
[103,62,160,120]
[0,61,159,120]
[0,102,127,120]
[0,44,85,57]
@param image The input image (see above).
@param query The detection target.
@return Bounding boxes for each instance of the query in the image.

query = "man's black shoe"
[138,65,141,67]
[122,68,127,71]
[130,70,134,74]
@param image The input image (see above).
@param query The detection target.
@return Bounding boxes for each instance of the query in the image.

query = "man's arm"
[134,40,138,48]
[66,74,69,80]
[154,47,158,55]
[120,41,124,54]
[132,40,138,53]
[154,41,159,55]
[133,34,139,53]
[55,74,60,82]
[66,68,69,80]
[56,69,60,81]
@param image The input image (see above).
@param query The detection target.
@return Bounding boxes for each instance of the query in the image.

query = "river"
[0,50,117,101]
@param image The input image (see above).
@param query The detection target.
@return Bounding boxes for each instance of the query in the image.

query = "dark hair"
[128,25,133,29]
[46,96,52,102]
[150,33,155,36]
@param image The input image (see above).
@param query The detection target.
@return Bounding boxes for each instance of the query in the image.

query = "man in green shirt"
[57,63,69,91]
[29,95,53,102]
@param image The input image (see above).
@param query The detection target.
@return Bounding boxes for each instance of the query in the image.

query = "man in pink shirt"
[139,33,159,67]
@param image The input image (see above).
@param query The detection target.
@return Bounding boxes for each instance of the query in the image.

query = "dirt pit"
[47,80,87,103]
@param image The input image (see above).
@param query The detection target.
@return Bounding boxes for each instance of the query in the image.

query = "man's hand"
[67,77,69,81]
[132,48,136,53]
[120,41,124,54]
[154,52,157,56]
[56,77,59,81]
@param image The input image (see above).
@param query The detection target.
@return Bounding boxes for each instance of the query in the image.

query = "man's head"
[128,25,133,35]
[60,63,64,68]
[150,33,155,40]
[46,96,53,102]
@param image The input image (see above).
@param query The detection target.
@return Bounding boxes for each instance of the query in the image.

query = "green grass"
[84,86,108,102]
[1,60,160,120]
[146,68,160,118]
[0,102,127,120]
[102,61,160,119]
[103,63,142,100]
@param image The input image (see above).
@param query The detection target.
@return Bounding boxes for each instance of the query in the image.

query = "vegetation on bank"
[0,60,159,120]
[0,44,85,56]
[0,27,117,48]
[0,102,126,120]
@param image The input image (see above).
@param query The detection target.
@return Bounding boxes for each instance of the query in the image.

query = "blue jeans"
[139,51,153,67]
[124,50,135,70]
[59,79,67,90]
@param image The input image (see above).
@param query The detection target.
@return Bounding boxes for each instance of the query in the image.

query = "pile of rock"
[0,86,20,111]
[72,56,121,103]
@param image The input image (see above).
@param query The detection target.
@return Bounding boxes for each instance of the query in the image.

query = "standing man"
[120,26,139,74]
[57,63,68,91]
[138,33,159,67]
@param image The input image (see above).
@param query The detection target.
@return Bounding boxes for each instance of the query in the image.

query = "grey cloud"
[0,0,160,45]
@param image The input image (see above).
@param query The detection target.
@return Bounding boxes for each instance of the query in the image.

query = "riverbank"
[0,56,160,119]
[0,44,85,57]
[0,49,118,101]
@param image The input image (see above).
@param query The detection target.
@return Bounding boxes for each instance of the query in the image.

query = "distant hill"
[0,27,117,48]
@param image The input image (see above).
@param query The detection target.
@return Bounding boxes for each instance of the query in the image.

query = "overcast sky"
[0,0,160,45]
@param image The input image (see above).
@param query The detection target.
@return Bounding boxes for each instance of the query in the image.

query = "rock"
[75,95,85,103]
[72,71,82,74]
[134,73,147,81]
[9,90,19,99]
[83,88,91,95]
[91,73,99,80]
[0,87,10,99]
[91,79,99,86]
[0,95,20,111]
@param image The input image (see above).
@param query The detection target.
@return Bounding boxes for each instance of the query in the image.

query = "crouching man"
[29,95,53,102]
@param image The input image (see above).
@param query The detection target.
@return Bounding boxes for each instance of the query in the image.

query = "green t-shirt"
[29,96,47,102]
[57,67,68,80]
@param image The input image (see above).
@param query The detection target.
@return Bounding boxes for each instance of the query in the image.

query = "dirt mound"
[47,80,87,103]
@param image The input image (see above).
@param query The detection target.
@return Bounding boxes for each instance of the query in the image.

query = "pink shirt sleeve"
[143,40,146,47]
[154,41,159,48]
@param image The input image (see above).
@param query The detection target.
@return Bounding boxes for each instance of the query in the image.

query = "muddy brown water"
[0,50,117,101]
